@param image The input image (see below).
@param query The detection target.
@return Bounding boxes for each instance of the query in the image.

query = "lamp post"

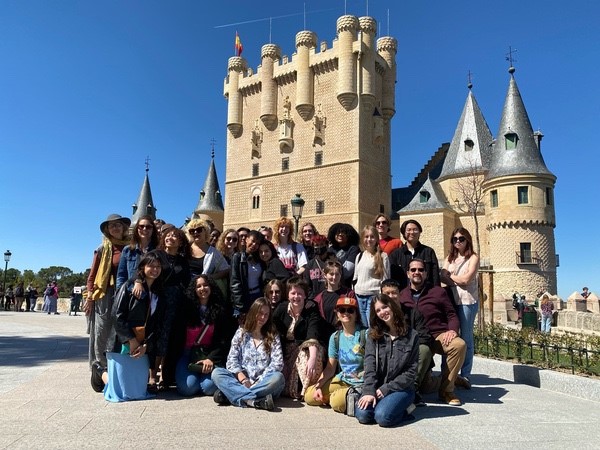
[290,194,305,241]
[3,250,11,306]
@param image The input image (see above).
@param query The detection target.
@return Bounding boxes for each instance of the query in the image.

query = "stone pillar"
[260,44,280,130]
[295,31,316,120]
[336,15,358,110]
[226,56,247,138]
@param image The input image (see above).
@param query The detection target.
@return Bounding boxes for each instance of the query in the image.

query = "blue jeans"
[458,302,478,378]
[541,315,552,333]
[211,368,285,407]
[356,294,373,327]
[355,389,415,427]
[175,351,217,397]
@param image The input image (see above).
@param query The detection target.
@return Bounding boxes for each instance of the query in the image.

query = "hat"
[336,296,358,309]
[100,214,131,233]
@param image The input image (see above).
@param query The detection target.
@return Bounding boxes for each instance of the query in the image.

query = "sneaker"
[213,389,230,405]
[91,361,105,393]
[439,391,462,406]
[254,394,274,411]
[414,392,426,407]
[455,376,472,390]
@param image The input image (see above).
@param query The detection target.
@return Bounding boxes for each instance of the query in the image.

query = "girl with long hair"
[216,228,240,264]
[353,225,390,326]
[263,279,286,311]
[211,298,284,410]
[440,227,480,389]
[175,275,230,396]
[273,216,308,275]
[356,294,418,427]
[116,214,158,292]
[259,239,291,283]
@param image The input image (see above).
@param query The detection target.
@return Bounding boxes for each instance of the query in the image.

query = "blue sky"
[1,0,598,299]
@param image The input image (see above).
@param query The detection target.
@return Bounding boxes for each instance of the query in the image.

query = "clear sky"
[1,0,598,299]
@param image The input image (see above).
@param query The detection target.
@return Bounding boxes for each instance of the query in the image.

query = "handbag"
[188,325,212,371]
[132,296,152,345]
[345,385,363,417]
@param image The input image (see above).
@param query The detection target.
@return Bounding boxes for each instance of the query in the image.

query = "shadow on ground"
[0,335,88,367]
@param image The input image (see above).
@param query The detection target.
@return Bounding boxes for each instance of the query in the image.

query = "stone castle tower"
[223,15,397,232]
[131,163,157,225]
[397,66,557,304]
[191,147,225,231]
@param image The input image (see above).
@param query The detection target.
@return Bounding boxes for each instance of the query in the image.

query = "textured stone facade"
[223,15,396,234]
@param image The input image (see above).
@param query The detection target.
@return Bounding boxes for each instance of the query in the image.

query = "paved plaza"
[1,310,599,449]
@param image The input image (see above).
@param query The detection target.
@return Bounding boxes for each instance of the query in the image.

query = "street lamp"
[290,194,305,241]
[3,250,11,305]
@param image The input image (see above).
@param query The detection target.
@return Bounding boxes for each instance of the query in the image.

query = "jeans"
[458,302,478,378]
[175,351,217,397]
[356,294,373,327]
[355,389,415,427]
[541,315,552,333]
[211,368,285,407]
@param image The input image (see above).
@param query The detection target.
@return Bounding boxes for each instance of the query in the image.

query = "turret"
[260,44,280,130]
[336,15,359,110]
[226,56,247,138]
[295,31,317,120]
[131,164,156,224]
[194,148,224,230]
[358,17,377,111]
[376,36,397,119]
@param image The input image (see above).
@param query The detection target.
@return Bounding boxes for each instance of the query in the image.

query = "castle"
[130,13,557,308]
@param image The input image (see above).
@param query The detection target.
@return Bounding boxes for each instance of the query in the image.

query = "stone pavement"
[1,311,600,450]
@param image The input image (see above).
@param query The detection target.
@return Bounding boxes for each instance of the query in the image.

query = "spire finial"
[506,46,517,74]
[210,138,216,159]
[144,156,150,173]
[467,70,473,90]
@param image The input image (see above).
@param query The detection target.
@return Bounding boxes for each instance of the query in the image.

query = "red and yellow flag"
[235,31,243,56]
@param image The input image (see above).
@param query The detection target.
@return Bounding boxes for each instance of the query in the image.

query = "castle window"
[252,163,259,177]
[519,242,532,263]
[505,133,518,150]
[380,204,385,213]
[280,204,288,217]
[517,186,529,204]
[316,200,325,214]
[419,190,431,203]
[314,151,323,166]
[545,187,553,206]
[490,190,498,208]
[282,157,289,172]
[464,139,474,152]
[252,195,260,209]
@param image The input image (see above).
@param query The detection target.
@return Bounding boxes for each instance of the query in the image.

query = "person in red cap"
[305,295,366,413]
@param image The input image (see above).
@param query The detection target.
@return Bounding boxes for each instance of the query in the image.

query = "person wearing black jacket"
[230,230,264,319]
[272,277,324,399]
[258,239,290,283]
[389,220,440,290]
[356,294,418,427]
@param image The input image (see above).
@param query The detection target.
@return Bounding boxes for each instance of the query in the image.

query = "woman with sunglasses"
[305,296,365,413]
[186,218,230,280]
[327,223,360,288]
[216,229,240,264]
[263,279,286,310]
[440,227,479,389]
[116,215,159,293]
[356,294,418,427]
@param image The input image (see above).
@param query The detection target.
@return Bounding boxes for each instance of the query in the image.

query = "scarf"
[92,236,128,300]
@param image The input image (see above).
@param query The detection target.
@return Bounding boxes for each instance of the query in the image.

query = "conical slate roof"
[487,70,554,180]
[131,170,156,224]
[438,90,493,180]
[195,156,224,214]
[399,176,450,213]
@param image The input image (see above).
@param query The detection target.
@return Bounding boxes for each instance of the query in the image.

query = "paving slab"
[1,311,600,449]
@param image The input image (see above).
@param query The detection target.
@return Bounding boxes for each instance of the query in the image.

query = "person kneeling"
[356,294,418,427]
[211,298,284,410]
[305,296,365,413]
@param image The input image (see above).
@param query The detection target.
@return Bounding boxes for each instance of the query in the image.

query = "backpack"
[15,286,24,297]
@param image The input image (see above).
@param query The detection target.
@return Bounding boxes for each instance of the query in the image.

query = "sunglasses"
[189,227,204,234]
[138,224,153,230]
[225,236,238,242]
[409,267,425,273]
[451,236,467,244]
[337,307,356,314]
[375,221,388,225]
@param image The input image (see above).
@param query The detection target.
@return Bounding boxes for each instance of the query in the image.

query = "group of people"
[1,282,41,312]
[84,212,480,427]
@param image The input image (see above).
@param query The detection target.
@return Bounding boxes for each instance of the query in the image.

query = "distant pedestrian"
[14,282,25,312]
[4,286,14,311]
[26,283,38,311]
[581,287,590,299]
[43,281,59,314]
[540,294,554,334]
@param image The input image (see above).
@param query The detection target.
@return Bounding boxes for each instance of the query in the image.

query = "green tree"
[37,266,73,282]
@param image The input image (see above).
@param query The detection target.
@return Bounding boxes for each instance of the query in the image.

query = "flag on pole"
[235,31,243,56]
